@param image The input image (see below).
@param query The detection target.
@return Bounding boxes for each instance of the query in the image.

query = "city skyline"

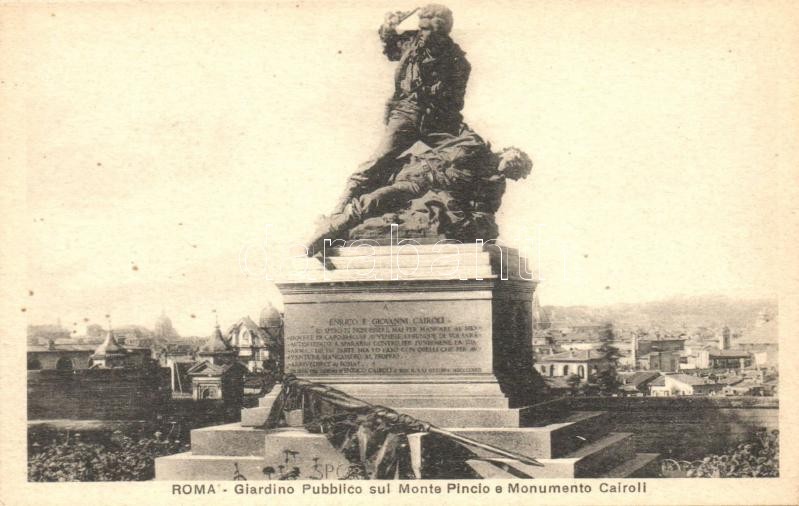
[27,292,777,339]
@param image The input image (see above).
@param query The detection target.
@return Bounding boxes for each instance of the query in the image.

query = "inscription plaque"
[284,300,492,376]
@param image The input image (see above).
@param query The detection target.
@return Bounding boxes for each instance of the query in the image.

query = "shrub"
[662,429,778,478]
[28,430,189,481]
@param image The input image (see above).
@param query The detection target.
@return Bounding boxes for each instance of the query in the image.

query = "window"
[549,365,554,377]
[562,365,569,376]
[56,357,74,370]
[577,365,585,378]
[27,358,42,370]
[200,387,219,399]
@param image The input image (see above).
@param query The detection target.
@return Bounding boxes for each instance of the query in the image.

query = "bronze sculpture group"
[306,4,532,255]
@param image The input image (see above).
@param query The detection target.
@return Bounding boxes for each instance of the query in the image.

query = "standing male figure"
[331,4,471,214]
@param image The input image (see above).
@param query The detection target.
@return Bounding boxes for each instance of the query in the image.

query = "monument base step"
[155,453,267,481]
[190,423,267,456]
[399,407,522,428]
[465,432,636,479]
[244,405,529,430]
[159,428,356,481]
[568,431,636,477]
[603,452,661,478]
[241,386,283,427]
[193,410,611,460]
[466,458,562,479]
[465,452,660,479]
[240,396,516,429]
[297,379,511,410]
[358,395,509,408]
[157,409,653,480]
[447,411,610,459]
[241,406,270,427]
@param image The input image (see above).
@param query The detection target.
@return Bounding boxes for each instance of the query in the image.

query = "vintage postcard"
[1,1,797,505]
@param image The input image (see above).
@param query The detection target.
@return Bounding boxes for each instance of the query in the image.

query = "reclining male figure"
[305,126,532,256]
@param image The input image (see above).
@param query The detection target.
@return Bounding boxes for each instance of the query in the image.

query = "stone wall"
[28,368,171,420]
[534,396,778,460]
[166,398,241,426]
[28,350,94,370]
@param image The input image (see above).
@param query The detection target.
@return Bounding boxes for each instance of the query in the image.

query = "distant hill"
[542,295,777,331]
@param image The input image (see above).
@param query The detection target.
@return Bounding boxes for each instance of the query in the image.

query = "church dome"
[259,301,283,328]
[154,311,178,339]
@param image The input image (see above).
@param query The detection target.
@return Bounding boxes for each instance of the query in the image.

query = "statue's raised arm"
[329,4,472,219]
[379,8,420,61]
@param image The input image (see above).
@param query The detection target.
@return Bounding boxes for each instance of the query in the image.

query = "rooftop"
[539,349,606,362]
[187,359,247,376]
[667,373,712,386]
[28,344,96,352]
[199,325,235,354]
[638,338,686,343]
[227,316,275,347]
[92,330,127,357]
[709,349,752,358]
[621,371,661,387]
[165,343,196,354]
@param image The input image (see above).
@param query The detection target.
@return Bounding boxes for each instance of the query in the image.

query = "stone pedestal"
[155,411,660,480]
[155,243,659,480]
[278,242,539,420]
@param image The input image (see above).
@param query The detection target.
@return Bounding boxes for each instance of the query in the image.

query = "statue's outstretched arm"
[379,10,418,61]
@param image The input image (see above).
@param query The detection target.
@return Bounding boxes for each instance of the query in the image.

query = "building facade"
[188,325,247,404]
[27,341,95,370]
[536,350,608,382]
[697,349,753,370]
[89,330,154,369]
[649,373,723,396]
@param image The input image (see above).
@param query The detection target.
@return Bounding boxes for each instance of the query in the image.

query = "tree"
[566,374,582,396]
[594,322,621,395]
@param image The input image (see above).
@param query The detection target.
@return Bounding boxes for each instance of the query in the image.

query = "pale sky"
[17,1,797,336]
